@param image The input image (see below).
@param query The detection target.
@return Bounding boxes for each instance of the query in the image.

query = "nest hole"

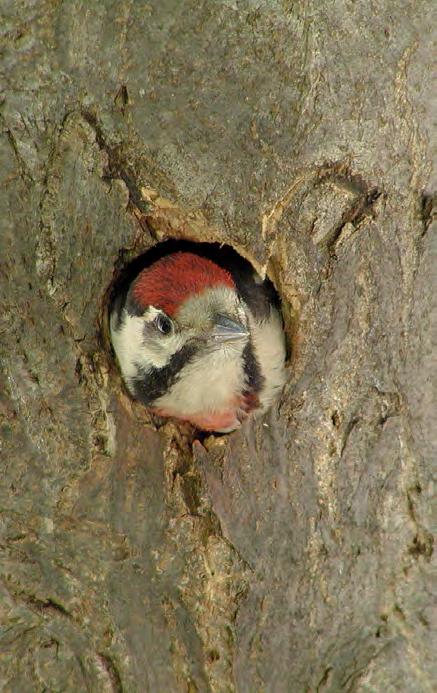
[102,239,292,368]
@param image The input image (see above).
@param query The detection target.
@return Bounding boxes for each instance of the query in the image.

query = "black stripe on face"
[126,291,147,317]
[110,288,129,331]
[131,342,199,406]
[242,339,265,411]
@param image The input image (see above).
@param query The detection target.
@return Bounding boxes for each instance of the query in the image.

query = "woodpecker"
[110,250,286,432]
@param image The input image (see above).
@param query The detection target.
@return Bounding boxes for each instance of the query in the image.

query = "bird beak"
[210,314,249,343]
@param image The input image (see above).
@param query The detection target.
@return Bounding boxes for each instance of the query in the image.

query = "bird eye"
[154,314,173,335]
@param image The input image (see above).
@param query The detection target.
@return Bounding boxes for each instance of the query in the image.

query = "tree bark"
[0,1,435,691]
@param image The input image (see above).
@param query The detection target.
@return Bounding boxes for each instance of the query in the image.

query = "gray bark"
[0,1,435,691]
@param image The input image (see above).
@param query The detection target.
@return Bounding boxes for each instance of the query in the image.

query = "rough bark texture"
[0,2,435,692]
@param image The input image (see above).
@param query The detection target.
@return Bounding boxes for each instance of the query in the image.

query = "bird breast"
[153,341,247,416]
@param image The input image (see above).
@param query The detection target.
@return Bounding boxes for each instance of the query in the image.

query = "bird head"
[111,252,250,382]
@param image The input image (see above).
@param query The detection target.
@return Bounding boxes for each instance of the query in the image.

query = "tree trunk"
[1,1,435,691]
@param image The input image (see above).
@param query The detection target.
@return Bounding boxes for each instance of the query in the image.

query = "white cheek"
[110,313,145,379]
[141,332,186,369]
[110,311,185,377]
[249,307,286,411]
